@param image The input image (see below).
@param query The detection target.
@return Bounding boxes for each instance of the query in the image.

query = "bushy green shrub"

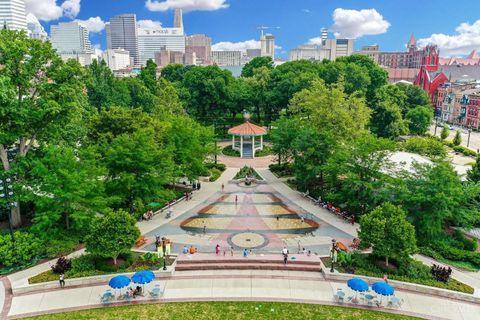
[44,238,79,258]
[403,137,447,158]
[452,145,477,157]
[434,242,480,267]
[255,145,273,157]
[71,254,97,273]
[205,163,226,171]
[222,145,240,157]
[94,252,133,272]
[0,232,43,268]
[234,166,263,180]
[209,168,222,182]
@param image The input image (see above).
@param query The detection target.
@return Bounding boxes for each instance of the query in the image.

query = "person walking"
[235,195,238,206]
[221,183,225,192]
[59,273,65,288]
[215,244,220,255]
[230,246,234,256]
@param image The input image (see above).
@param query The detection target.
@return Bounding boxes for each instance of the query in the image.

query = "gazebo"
[228,121,267,158]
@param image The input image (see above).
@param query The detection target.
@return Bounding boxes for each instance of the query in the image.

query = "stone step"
[175,262,322,272]
[176,258,320,266]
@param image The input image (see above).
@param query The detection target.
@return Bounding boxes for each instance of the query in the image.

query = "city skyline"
[21,0,480,58]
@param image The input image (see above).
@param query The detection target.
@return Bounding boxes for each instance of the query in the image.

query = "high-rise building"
[138,27,185,66]
[154,49,196,67]
[212,51,242,66]
[107,14,140,65]
[246,49,261,59]
[102,49,131,71]
[173,8,183,29]
[0,0,27,31]
[186,34,211,65]
[289,39,354,62]
[51,22,92,54]
[26,13,47,41]
[261,33,275,59]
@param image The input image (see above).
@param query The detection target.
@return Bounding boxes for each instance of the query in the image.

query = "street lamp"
[330,239,337,273]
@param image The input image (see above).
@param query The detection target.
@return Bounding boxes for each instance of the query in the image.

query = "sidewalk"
[6,269,480,320]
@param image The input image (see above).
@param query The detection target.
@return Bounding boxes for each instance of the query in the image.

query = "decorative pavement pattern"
[144,182,353,254]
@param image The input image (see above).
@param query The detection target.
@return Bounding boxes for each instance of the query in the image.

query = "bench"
[135,236,147,247]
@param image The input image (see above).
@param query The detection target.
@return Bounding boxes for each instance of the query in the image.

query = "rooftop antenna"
[257,26,280,37]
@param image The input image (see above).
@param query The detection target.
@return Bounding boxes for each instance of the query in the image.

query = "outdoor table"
[337,291,345,298]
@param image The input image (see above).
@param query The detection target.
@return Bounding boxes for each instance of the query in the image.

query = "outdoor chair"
[149,287,162,299]
[333,290,344,303]
[99,291,114,304]
[388,297,403,308]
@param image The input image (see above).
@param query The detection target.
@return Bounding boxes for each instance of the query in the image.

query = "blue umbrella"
[347,277,369,292]
[132,270,155,284]
[372,282,395,296]
[132,270,155,292]
[109,275,131,289]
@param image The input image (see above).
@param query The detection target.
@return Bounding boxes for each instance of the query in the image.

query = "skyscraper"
[138,27,185,66]
[26,13,47,41]
[174,8,183,29]
[51,22,92,54]
[107,14,140,65]
[261,33,275,60]
[186,34,211,65]
[0,0,27,31]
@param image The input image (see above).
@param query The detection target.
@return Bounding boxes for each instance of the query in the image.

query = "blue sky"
[27,0,480,58]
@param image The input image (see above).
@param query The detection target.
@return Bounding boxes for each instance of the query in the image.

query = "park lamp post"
[330,239,337,273]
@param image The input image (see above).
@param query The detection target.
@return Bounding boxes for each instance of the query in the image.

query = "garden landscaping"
[24,301,421,320]
[28,252,174,284]
[321,253,474,294]
[233,166,263,180]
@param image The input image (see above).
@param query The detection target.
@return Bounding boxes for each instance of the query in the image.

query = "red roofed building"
[228,121,267,158]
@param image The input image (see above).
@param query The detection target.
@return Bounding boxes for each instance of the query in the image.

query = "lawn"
[26,301,420,320]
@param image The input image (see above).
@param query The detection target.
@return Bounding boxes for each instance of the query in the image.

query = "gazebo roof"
[228,121,267,136]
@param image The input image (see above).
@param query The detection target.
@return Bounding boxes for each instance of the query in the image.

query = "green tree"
[440,125,449,140]
[397,83,432,115]
[241,56,274,77]
[24,145,107,235]
[325,134,395,214]
[247,66,272,123]
[270,117,300,165]
[105,127,174,212]
[85,59,123,110]
[453,130,462,146]
[138,59,158,93]
[227,77,253,124]
[370,85,408,139]
[397,161,464,240]
[160,64,190,83]
[152,78,185,116]
[359,203,417,266]
[0,29,89,226]
[123,77,156,113]
[406,106,433,135]
[467,154,480,183]
[85,210,140,265]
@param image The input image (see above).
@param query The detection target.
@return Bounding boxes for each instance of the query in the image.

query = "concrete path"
[6,269,480,320]
[257,169,358,238]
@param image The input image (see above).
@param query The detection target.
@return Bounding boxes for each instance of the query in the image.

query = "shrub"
[269,163,294,177]
[452,145,477,157]
[234,166,263,180]
[51,256,72,274]
[71,254,97,273]
[403,137,447,158]
[435,242,480,267]
[95,252,133,272]
[0,232,43,268]
[453,230,478,252]
[44,238,79,258]
[255,145,273,157]
[222,145,240,157]
[209,168,222,182]
[205,163,226,172]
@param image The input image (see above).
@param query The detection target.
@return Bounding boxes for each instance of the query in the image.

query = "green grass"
[25,301,420,320]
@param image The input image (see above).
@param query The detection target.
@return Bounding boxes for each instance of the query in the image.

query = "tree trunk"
[385,256,389,267]
[113,256,117,265]
[64,212,70,230]
[11,206,22,228]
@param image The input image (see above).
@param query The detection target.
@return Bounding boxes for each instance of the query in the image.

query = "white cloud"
[145,0,229,12]
[61,0,80,19]
[331,8,390,39]
[308,37,323,45]
[302,9,311,14]
[418,20,480,56]
[93,44,103,56]
[76,16,105,33]
[212,40,260,52]
[25,0,81,21]
[137,20,163,29]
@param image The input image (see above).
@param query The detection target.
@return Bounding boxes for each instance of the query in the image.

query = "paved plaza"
[143,179,353,255]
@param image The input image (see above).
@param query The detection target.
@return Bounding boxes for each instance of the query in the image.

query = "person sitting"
[143,211,151,221]
[126,287,134,299]
[133,286,142,297]
[182,245,188,254]
[189,245,196,254]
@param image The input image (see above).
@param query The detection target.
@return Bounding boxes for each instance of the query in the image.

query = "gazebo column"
[260,136,264,150]
[240,136,243,158]
[232,135,235,150]
[252,136,256,158]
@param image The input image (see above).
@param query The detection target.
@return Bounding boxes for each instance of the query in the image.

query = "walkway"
[5,267,480,319]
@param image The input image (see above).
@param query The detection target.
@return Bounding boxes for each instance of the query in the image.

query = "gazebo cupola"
[228,119,267,159]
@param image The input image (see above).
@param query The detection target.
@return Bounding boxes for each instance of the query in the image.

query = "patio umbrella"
[347,277,369,301]
[109,275,131,295]
[336,242,348,252]
[132,270,156,292]
[372,281,395,303]
[347,277,369,292]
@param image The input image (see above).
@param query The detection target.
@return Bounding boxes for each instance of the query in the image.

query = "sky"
[25,0,480,58]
